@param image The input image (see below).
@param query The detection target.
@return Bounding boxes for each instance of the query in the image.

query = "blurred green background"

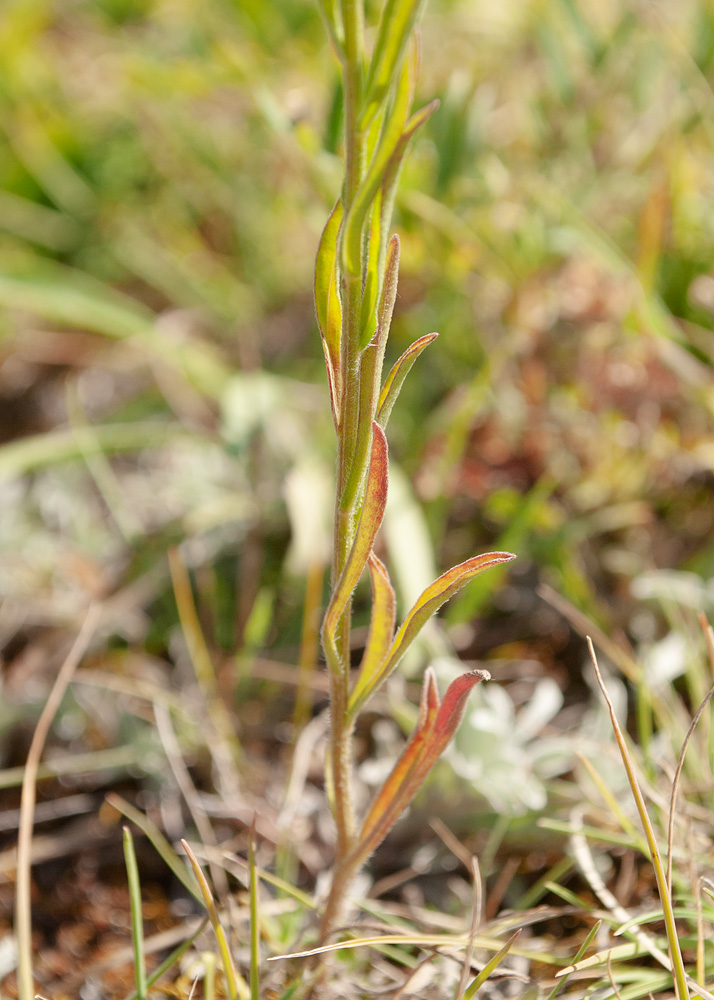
[2,0,714,746]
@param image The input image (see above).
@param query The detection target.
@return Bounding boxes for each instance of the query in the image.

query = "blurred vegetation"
[3,0,714,995]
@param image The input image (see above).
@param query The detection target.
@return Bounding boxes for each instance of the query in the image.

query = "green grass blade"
[123,827,147,1000]
[121,919,208,1000]
[545,920,602,1000]
[107,794,201,902]
[460,930,521,999]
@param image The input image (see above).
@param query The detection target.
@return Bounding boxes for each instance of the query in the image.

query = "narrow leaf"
[357,668,440,850]
[181,840,246,1000]
[314,200,343,423]
[544,920,602,1000]
[123,827,147,1000]
[349,551,515,717]
[461,929,521,1000]
[106,793,201,902]
[377,332,438,428]
[587,639,691,1000]
[322,424,389,673]
[359,192,384,350]
[357,554,396,690]
[342,62,421,277]
[354,668,488,863]
[377,99,439,239]
[341,236,400,509]
[363,0,426,129]
[372,232,400,356]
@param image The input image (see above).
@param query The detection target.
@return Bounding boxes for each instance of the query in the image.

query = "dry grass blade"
[456,856,482,1000]
[665,683,714,893]
[15,602,101,1000]
[586,637,690,1000]
[154,700,229,899]
[107,792,201,902]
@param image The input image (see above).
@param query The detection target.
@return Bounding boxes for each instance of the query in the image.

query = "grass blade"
[587,637,690,1000]
[121,919,208,1000]
[460,929,521,999]
[181,839,247,1000]
[249,820,260,1000]
[123,826,147,1000]
[545,919,601,1000]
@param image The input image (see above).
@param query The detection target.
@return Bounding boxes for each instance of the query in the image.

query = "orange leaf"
[354,667,489,860]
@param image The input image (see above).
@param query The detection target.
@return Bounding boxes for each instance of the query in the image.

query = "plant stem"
[323,0,367,896]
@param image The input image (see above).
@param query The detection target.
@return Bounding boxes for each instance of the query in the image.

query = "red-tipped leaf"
[354,667,488,861]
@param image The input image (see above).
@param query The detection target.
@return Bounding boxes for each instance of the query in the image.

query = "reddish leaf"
[354,667,489,861]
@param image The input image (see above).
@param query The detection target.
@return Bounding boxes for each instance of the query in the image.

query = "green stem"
[322,0,366,918]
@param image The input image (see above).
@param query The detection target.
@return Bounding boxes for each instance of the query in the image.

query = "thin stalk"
[249,821,260,1000]
[203,952,217,1000]
[15,604,101,1000]
[323,0,368,893]
[587,638,690,1000]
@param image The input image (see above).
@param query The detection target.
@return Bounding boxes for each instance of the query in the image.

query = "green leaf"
[314,199,344,423]
[357,553,397,689]
[461,930,521,999]
[342,54,416,277]
[377,331,438,428]
[123,827,147,1000]
[377,99,439,239]
[322,423,389,674]
[362,0,427,129]
[341,235,400,510]
[349,551,515,717]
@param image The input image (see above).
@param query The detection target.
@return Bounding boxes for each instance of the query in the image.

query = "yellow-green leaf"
[322,424,389,674]
[362,0,425,130]
[349,551,515,717]
[356,553,396,690]
[377,331,438,428]
[314,200,343,422]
